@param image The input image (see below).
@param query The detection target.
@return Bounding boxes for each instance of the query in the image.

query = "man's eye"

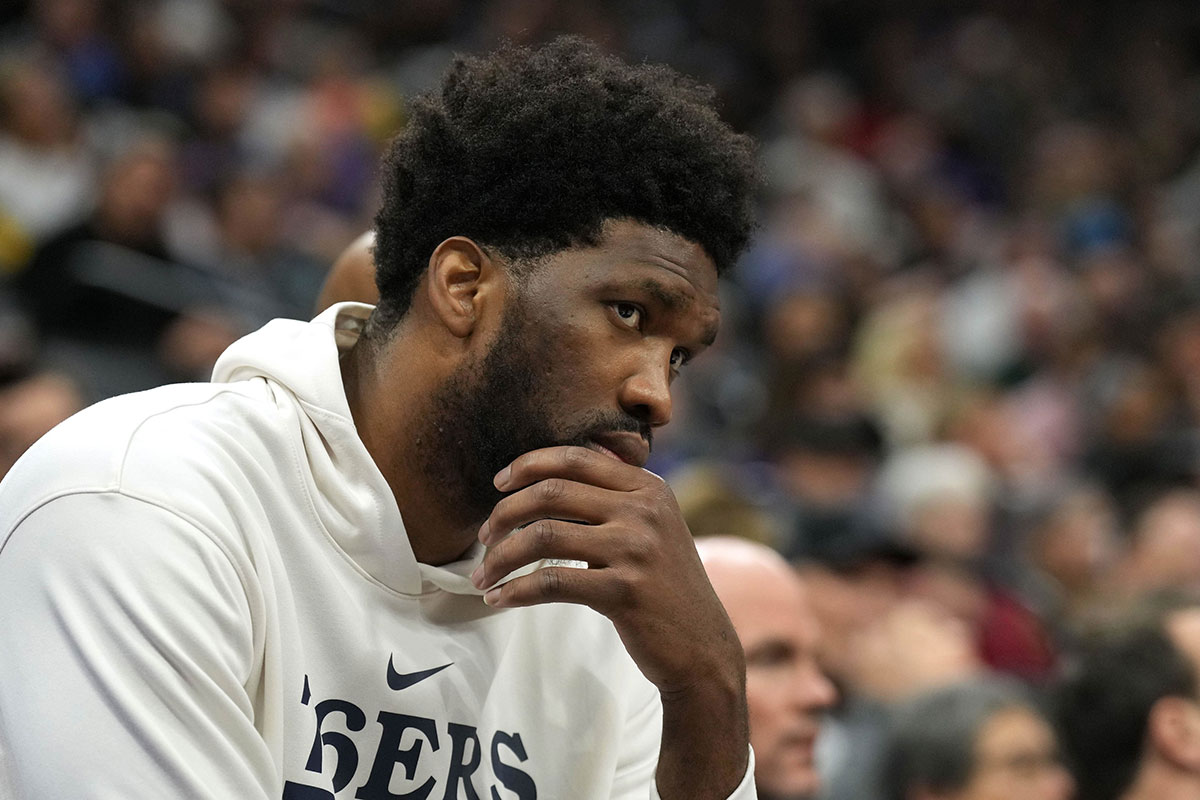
[613,303,643,329]
[670,348,690,372]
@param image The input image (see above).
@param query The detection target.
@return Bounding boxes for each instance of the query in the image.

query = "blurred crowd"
[3,0,1200,798]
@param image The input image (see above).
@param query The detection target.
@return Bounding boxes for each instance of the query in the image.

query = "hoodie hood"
[212,303,486,597]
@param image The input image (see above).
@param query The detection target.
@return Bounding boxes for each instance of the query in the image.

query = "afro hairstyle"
[371,36,759,328]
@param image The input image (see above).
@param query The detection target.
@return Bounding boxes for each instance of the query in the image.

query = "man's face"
[710,562,837,798]
[420,220,720,524]
[1161,608,1200,777]
[957,707,1074,800]
[1167,607,1200,672]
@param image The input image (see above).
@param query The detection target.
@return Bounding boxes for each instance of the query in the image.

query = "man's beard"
[419,299,651,529]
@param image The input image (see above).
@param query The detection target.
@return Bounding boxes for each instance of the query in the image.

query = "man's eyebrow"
[637,278,719,347]
[638,277,691,312]
[745,639,797,663]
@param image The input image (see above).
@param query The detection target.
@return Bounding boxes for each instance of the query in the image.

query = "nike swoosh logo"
[386,656,454,691]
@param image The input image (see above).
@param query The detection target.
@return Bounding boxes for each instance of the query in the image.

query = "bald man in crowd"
[315,231,379,312]
[698,537,838,800]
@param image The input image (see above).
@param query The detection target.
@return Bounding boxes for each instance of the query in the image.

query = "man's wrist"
[655,659,750,799]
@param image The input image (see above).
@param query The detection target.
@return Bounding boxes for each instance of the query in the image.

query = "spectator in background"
[14,132,239,398]
[698,536,838,800]
[772,412,885,557]
[1056,592,1200,800]
[0,369,82,479]
[0,55,94,273]
[315,230,378,312]
[792,524,981,800]
[876,442,996,566]
[851,277,957,447]
[886,676,1074,800]
[1118,490,1200,598]
[0,297,83,482]
[1082,357,1190,519]
[199,168,327,327]
[877,442,1058,680]
[1021,482,1123,647]
[18,132,179,337]
[27,0,125,105]
[177,62,256,200]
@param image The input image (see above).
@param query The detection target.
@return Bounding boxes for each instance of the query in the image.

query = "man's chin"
[757,769,821,800]
[460,483,506,521]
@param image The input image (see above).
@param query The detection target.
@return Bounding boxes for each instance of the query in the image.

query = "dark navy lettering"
[307,699,368,793]
[283,781,335,800]
[443,723,483,800]
[356,712,441,800]
[291,663,539,799]
[490,732,536,800]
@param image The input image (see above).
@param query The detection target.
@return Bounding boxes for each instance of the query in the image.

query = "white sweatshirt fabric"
[0,303,755,800]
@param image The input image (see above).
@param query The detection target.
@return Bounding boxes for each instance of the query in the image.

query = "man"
[316,230,379,313]
[697,537,838,800]
[1056,593,1200,800]
[885,676,1074,800]
[0,38,759,799]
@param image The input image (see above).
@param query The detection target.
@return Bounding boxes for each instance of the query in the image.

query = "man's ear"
[424,237,501,339]
[1147,695,1200,770]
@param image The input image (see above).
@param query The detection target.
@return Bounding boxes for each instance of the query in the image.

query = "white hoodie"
[0,303,755,799]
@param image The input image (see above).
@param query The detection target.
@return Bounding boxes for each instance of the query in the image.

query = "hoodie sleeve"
[0,491,276,799]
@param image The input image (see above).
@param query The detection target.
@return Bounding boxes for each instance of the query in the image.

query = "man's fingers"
[479,477,612,546]
[483,564,615,610]
[494,445,656,494]
[473,517,606,590]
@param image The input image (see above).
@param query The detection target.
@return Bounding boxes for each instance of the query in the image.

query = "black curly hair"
[371,36,759,329]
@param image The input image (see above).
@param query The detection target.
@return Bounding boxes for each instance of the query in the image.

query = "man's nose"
[795,663,838,712]
[619,353,674,427]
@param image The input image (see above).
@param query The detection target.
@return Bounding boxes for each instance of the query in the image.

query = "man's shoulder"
[0,380,289,528]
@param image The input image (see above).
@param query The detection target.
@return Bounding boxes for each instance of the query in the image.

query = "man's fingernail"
[470,565,485,588]
[494,466,511,489]
[484,587,502,606]
[478,519,490,543]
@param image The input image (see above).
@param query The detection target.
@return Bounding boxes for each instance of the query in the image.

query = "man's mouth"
[776,734,818,766]
[587,432,650,467]
[781,724,822,761]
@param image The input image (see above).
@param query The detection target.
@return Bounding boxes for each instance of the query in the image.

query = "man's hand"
[470,445,750,799]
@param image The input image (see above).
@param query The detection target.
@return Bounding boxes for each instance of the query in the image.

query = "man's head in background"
[1120,490,1200,597]
[887,676,1074,800]
[786,509,982,704]
[1056,592,1200,800]
[697,536,837,799]
[316,230,377,312]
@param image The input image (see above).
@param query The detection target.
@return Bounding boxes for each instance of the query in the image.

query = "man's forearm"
[655,666,752,799]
